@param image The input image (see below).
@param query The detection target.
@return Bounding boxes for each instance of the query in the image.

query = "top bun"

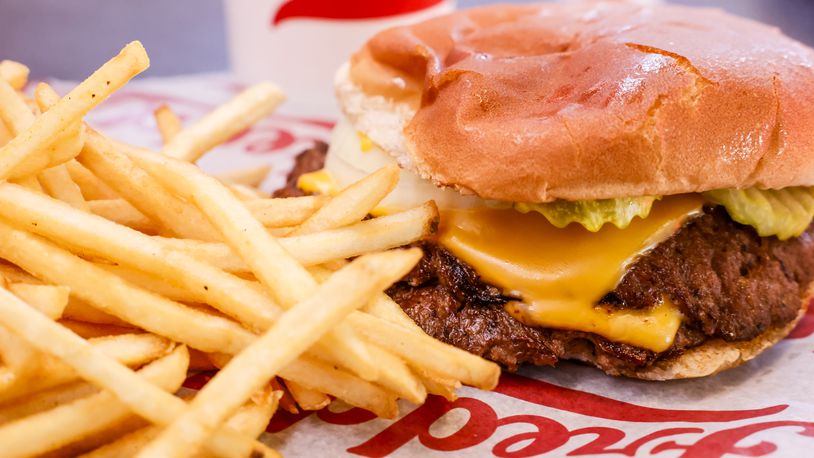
[337,1,814,203]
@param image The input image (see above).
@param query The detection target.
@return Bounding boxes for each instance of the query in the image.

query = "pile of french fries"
[0,42,500,457]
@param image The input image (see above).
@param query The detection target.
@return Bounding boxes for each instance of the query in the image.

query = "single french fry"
[244,195,328,227]
[415,369,460,402]
[96,263,207,303]
[65,160,119,200]
[0,120,10,146]
[0,326,41,399]
[0,41,149,180]
[163,83,285,162]
[363,293,424,332]
[0,263,39,284]
[59,320,140,339]
[123,147,380,382]
[138,249,420,458]
[88,199,159,233]
[0,381,99,425]
[284,380,330,411]
[0,60,29,90]
[153,202,438,271]
[0,346,188,458]
[0,78,35,135]
[291,165,399,236]
[38,164,91,211]
[0,287,278,458]
[8,282,70,319]
[79,426,163,458]
[12,175,44,192]
[216,164,271,188]
[154,104,183,144]
[0,220,255,354]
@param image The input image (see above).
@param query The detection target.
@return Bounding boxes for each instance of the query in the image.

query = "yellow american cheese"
[439,195,703,352]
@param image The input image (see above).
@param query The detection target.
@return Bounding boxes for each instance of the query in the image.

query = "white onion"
[325,118,485,211]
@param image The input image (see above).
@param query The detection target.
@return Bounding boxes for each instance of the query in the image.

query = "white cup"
[224,0,456,115]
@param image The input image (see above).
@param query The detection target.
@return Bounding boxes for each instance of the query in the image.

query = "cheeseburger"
[282,2,814,379]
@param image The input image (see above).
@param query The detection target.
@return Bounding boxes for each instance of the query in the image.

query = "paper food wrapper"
[72,75,814,458]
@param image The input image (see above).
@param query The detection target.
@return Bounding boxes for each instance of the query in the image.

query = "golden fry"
[154,104,183,144]
[0,60,29,90]
[290,164,399,236]
[163,83,284,162]
[0,42,149,180]
[38,164,91,211]
[65,160,119,200]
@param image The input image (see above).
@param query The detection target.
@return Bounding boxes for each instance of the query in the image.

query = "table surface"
[1,0,813,79]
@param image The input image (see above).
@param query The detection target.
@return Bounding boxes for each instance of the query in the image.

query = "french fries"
[65,160,119,200]
[124,145,383,382]
[163,83,284,162]
[0,42,501,458]
[0,78,35,135]
[153,201,439,272]
[138,249,420,457]
[0,219,256,354]
[88,199,158,233]
[0,333,172,404]
[289,164,399,235]
[154,104,183,144]
[0,41,148,180]
[38,164,91,211]
[0,346,188,458]
[0,60,29,90]
[8,283,69,318]
[0,287,278,458]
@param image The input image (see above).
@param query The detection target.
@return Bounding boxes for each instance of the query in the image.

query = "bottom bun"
[566,291,812,381]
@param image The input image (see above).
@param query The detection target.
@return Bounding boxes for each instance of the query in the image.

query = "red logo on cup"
[272,0,445,25]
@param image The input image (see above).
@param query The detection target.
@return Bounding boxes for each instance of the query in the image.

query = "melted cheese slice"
[439,196,704,352]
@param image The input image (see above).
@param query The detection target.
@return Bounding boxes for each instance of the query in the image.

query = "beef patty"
[279,144,814,374]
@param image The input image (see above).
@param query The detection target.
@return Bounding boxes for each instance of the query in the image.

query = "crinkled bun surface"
[340,2,814,202]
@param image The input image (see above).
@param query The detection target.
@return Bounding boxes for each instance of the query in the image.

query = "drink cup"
[224,0,456,114]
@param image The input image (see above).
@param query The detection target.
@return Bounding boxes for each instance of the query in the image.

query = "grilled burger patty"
[280,145,814,373]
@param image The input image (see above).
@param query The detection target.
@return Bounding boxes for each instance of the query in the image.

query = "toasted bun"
[566,292,811,380]
[338,2,814,203]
